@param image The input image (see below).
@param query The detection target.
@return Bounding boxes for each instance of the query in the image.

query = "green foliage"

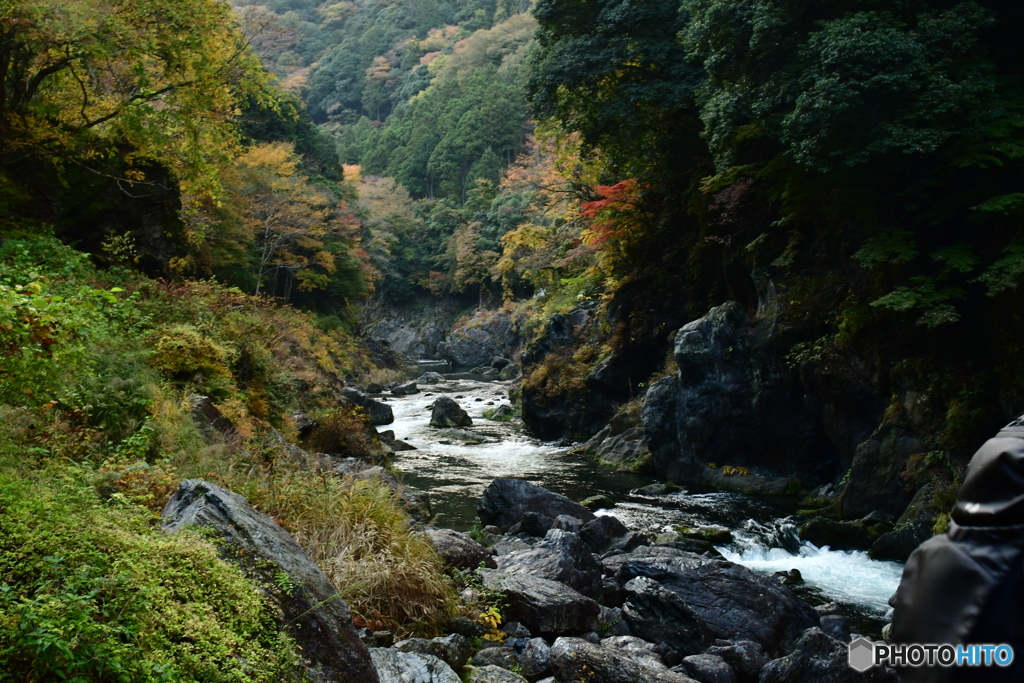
[0,469,299,682]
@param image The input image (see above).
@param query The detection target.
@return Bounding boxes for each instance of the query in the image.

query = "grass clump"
[172,447,457,636]
[0,465,300,683]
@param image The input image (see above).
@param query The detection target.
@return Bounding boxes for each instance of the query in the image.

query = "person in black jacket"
[891,416,1024,682]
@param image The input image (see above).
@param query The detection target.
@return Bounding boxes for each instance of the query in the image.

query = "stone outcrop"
[442,311,521,369]
[641,302,833,485]
[161,480,378,683]
[342,387,394,425]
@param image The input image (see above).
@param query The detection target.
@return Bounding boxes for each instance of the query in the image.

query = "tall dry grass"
[170,441,456,636]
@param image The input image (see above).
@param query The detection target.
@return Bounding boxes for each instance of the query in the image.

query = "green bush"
[0,468,300,683]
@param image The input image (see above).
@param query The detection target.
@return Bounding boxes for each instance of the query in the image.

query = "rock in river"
[603,546,819,657]
[478,478,596,532]
[430,396,473,428]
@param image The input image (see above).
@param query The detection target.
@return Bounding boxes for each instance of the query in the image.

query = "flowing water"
[382,373,903,636]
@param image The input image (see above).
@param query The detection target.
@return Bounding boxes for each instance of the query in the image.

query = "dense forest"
[3,0,1024,679]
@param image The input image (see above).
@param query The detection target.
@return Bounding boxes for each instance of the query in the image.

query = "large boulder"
[620,576,709,665]
[494,528,602,598]
[604,546,818,656]
[580,515,630,552]
[430,397,473,428]
[392,381,420,396]
[161,480,378,683]
[481,572,600,636]
[549,637,697,683]
[370,648,461,683]
[838,420,923,519]
[518,637,552,680]
[478,479,596,532]
[759,628,890,683]
[583,425,654,474]
[342,388,394,425]
[421,528,496,570]
[640,302,833,485]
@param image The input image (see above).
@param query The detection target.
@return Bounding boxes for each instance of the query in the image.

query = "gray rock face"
[161,480,378,683]
[478,478,596,532]
[342,388,395,425]
[621,576,708,665]
[518,638,552,680]
[481,572,600,635]
[421,528,496,570]
[445,312,519,369]
[677,654,735,683]
[188,394,237,440]
[370,647,461,683]
[418,372,447,384]
[605,546,818,656]
[549,637,697,683]
[467,665,529,683]
[430,397,473,428]
[759,628,890,683]
[393,634,472,672]
[839,421,922,519]
[640,302,832,485]
[583,426,653,473]
[703,640,768,679]
[494,528,602,598]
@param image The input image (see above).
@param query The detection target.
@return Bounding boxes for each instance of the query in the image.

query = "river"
[381,372,903,637]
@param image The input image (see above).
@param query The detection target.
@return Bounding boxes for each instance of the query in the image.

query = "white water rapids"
[381,374,903,630]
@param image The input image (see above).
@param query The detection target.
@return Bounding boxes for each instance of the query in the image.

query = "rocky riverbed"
[162,371,907,682]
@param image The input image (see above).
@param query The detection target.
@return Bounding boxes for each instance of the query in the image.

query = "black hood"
[953,423,1024,527]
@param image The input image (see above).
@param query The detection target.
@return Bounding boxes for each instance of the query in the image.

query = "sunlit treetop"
[0,0,275,199]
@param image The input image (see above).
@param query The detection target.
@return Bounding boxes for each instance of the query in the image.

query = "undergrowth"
[0,233,460,679]
[0,464,300,683]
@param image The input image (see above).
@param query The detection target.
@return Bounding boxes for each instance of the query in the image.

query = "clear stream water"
[380,373,903,636]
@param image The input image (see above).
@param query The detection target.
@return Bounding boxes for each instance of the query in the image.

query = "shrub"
[149,325,233,383]
[302,406,382,460]
[0,468,299,683]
